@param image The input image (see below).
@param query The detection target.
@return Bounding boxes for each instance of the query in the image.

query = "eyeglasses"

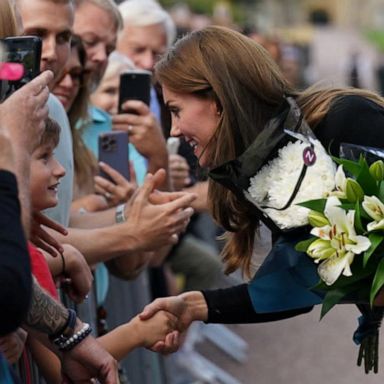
[59,70,84,86]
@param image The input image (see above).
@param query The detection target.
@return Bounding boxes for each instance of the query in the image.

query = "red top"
[28,243,58,300]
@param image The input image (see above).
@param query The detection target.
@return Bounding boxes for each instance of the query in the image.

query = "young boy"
[6,118,177,382]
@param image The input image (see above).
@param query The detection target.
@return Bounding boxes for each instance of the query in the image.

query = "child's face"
[30,143,66,211]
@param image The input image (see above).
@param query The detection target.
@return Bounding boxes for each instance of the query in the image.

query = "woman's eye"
[169,108,180,117]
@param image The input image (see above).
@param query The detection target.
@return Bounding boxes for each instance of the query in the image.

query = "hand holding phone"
[118,69,151,114]
[98,131,130,182]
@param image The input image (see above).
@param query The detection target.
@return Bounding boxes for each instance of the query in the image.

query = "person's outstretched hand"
[139,291,209,354]
[122,169,196,250]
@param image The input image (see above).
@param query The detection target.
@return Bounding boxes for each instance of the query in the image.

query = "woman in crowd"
[140,26,384,350]
[52,37,134,213]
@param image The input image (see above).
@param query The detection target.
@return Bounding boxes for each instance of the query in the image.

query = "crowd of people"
[1,0,384,383]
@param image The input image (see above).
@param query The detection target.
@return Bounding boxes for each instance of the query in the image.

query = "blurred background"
[146,0,384,94]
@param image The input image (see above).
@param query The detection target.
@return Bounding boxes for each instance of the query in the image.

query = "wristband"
[115,203,126,223]
[49,308,76,344]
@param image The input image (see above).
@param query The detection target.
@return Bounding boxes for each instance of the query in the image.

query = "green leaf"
[339,203,357,211]
[354,202,365,234]
[378,181,384,202]
[369,257,384,305]
[332,157,362,177]
[357,159,379,196]
[320,287,356,319]
[364,233,384,267]
[295,237,316,252]
[296,199,326,212]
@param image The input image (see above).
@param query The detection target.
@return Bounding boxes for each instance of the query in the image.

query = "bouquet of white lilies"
[209,96,384,373]
[296,150,384,374]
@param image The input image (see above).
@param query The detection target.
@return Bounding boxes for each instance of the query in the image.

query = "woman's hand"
[130,311,179,349]
[94,161,137,207]
[139,291,208,354]
[112,100,167,160]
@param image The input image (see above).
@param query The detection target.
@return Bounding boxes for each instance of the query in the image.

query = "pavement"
[170,222,384,384]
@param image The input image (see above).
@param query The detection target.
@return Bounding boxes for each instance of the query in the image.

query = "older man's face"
[116,23,167,72]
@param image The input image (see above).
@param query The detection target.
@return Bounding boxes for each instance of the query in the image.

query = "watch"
[115,203,126,223]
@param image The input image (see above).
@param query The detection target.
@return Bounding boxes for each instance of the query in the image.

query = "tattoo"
[25,278,68,335]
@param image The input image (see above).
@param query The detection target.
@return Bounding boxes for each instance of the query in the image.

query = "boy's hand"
[0,328,27,364]
[30,212,67,257]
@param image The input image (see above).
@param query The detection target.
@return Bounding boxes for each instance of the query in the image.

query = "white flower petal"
[335,165,347,195]
[345,235,371,254]
[318,252,354,285]
[362,195,384,222]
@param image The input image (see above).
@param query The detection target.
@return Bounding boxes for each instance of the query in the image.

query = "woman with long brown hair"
[140,25,384,350]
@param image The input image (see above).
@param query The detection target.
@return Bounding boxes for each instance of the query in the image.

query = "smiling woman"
[140,26,384,365]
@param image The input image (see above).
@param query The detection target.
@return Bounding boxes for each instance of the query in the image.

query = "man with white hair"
[117,0,176,73]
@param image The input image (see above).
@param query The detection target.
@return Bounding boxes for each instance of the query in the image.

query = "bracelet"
[115,203,126,223]
[57,323,92,351]
[60,252,66,275]
[49,308,77,344]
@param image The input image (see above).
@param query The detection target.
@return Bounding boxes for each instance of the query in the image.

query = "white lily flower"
[362,195,384,231]
[328,165,347,198]
[307,196,370,285]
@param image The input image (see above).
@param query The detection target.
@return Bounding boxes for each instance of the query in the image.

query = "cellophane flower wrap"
[296,143,384,374]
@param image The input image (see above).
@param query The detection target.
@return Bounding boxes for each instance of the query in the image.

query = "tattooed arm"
[25,278,68,334]
[25,279,118,383]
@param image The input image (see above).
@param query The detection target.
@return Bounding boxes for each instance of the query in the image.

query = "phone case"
[0,36,42,100]
[98,131,130,182]
[118,69,151,113]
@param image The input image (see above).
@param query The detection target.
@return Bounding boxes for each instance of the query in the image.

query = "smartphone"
[98,131,130,182]
[0,36,42,101]
[118,69,151,114]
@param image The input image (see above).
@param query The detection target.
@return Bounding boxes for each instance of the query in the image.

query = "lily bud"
[308,210,329,227]
[369,160,384,182]
[345,178,364,203]
[307,239,335,260]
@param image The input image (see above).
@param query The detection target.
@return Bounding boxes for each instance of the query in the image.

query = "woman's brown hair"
[155,25,384,277]
[0,0,19,39]
[66,36,97,193]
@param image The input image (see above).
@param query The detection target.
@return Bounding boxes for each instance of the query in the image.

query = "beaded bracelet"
[57,323,92,351]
